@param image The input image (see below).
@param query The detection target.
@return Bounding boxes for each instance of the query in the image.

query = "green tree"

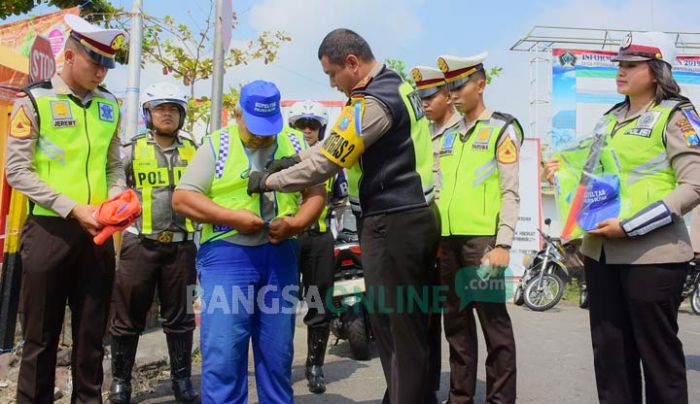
[0,0,115,22]
[100,1,290,132]
[385,57,412,86]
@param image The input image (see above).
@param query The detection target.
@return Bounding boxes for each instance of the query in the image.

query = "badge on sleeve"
[497,136,518,164]
[321,98,366,168]
[10,105,31,139]
[679,107,700,148]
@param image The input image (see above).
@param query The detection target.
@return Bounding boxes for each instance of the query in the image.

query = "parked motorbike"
[682,259,700,315]
[516,218,583,311]
[329,214,372,360]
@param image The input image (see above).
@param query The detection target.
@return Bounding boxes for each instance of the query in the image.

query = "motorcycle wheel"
[524,273,564,312]
[513,284,525,306]
[691,287,700,315]
[346,306,371,360]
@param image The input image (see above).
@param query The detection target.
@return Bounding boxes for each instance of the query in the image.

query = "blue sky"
[5,0,700,133]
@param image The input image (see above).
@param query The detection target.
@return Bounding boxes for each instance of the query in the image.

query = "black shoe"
[166,333,199,403]
[109,335,139,404]
[172,377,198,402]
[306,364,326,394]
[305,326,330,394]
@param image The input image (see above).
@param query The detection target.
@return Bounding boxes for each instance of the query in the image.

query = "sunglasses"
[294,118,322,130]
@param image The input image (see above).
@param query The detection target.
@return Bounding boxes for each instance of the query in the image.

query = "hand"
[543,158,560,185]
[587,218,626,239]
[70,204,102,236]
[231,210,265,234]
[481,246,510,269]
[247,171,270,195]
[266,155,301,173]
[268,216,302,244]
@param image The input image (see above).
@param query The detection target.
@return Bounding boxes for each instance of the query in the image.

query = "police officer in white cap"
[437,52,522,404]
[5,14,126,402]
[544,31,700,404]
[109,82,199,403]
[410,65,461,399]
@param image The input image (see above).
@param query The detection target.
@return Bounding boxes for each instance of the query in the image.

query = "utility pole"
[124,0,144,142]
[210,0,226,133]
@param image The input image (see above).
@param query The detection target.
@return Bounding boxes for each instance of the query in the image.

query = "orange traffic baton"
[93,189,142,245]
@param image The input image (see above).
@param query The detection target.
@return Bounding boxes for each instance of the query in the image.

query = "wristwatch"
[495,244,511,250]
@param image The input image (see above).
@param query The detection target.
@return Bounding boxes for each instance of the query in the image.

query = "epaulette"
[24,79,52,92]
[491,111,516,123]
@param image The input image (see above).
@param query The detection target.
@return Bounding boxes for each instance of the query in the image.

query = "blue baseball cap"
[577,175,621,231]
[239,80,283,136]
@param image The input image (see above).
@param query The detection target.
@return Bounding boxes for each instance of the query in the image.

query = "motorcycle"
[515,218,583,311]
[682,259,700,315]
[329,213,372,360]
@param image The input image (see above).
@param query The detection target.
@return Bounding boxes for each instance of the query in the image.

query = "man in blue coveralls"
[172,80,326,403]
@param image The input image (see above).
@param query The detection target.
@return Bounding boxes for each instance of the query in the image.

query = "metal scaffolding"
[510,26,700,150]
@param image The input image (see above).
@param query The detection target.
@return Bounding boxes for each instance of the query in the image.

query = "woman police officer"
[545,32,700,404]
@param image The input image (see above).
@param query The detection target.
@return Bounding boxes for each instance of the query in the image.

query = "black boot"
[305,326,330,394]
[109,335,139,404]
[166,333,199,403]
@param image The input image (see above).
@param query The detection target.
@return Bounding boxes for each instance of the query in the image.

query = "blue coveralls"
[197,239,299,403]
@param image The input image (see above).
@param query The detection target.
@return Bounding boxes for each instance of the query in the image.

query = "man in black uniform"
[249,29,440,403]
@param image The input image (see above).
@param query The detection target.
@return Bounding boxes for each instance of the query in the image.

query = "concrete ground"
[132,301,700,403]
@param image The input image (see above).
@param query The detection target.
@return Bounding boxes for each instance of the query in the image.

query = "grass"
[562,278,582,302]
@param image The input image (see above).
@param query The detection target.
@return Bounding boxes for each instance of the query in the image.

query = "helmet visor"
[293,117,323,131]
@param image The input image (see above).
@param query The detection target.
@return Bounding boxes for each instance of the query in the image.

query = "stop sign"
[29,36,56,83]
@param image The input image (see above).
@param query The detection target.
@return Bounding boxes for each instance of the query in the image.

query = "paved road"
[139,301,700,403]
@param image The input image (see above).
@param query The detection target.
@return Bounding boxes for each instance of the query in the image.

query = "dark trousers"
[585,254,688,404]
[298,230,335,328]
[17,216,116,404]
[110,232,197,336]
[440,235,516,404]
[427,260,442,392]
[361,205,440,404]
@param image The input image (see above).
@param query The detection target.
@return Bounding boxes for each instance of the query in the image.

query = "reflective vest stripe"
[141,187,153,234]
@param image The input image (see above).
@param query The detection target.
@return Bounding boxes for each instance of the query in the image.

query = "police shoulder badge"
[497,136,518,164]
[10,105,32,139]
[321,98,366,168]
[680,107,700,148]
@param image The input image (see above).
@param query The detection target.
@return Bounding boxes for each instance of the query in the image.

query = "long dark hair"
[623,59,686,106]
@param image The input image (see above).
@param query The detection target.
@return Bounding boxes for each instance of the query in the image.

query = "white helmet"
[140,82,188,130]
[287,100,328,128]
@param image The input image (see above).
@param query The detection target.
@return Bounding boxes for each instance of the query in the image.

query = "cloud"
[228,0,425,100]
[535,0,699,32]
[102,0,700,140]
